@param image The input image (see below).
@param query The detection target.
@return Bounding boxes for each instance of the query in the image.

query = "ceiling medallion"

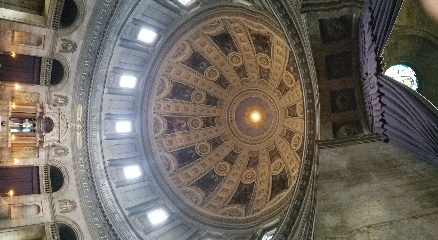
[149,14,306,226]
[226,88,279,146]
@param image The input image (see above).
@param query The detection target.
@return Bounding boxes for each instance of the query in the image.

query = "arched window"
[59,0,79,29]
[123,165,142,179]
[147,208,169,225]
[115,121,132,133]
[50,166,64,193]
[384,63,419,91]
[137,28,158,44]
[44,117,55,133]
[50,59,65,86]
[58,223,78,240]
[119,75,137,89]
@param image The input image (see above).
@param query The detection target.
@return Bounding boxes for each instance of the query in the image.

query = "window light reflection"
[119,75,137,89]
[384,64,418,91]
[137,28,157,44]
[115,121,132,133]
[123,165,142,179]
[147,208,169,225]
[177,0,195,6]
[262,228,277,240]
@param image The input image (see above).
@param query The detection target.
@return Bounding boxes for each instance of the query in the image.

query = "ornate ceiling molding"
[139,4,315,234]
[147,14,305,227]
[71,0,318,239]
[71,0,139,239]
[268,0,319,239]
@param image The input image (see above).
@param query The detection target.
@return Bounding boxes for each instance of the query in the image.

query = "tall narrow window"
[50,59,65,86]
[138,28,157,44]
[58,223,78,240]
[147,208,169,225]
[384,64,418,91]
[50,166,64,193]
[119,75,137,89]
[115,121,132,133]
[60,0,79,29]
[123,165,142,179]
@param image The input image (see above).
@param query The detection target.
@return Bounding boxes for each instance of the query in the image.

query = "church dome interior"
[147,13,306,226]
[0,0,437,239]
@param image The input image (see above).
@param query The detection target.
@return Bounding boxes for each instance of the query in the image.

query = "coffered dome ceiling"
[147,14,305,225]
[73,1,316,238]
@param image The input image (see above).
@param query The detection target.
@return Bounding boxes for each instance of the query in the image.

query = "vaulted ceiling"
[73,1,317,239]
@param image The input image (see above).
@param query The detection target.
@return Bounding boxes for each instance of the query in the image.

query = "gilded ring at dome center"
[226,89,279,145]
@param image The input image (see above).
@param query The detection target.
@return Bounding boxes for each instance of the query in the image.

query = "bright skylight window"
[262,228,277,240]
[177,0,195,6]
[123,165,142,179]
[119,75,137,88]
[262,235,274,240]
[115,121,132,133]
[137,28,157,44]
[384,64,418,91]
[147,208,169,225]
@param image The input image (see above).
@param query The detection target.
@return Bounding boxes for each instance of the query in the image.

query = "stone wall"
[315,142,438,239]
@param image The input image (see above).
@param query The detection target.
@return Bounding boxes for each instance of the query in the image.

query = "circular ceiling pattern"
[149,14,305,225]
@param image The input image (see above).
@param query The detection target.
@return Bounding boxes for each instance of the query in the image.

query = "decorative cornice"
[268,0,319,239]
[300,0,364,13]
[71,0,129,239]
[317,133,381,149]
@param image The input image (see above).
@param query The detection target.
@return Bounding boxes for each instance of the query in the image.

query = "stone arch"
[56,217,83,240]
[58,223,77,240]
[44,117,55,133]
[50,59,64,85]
[49,54,69,90]
[41,107,70,147]
[58,0,85,34]
[49,161,69,197]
